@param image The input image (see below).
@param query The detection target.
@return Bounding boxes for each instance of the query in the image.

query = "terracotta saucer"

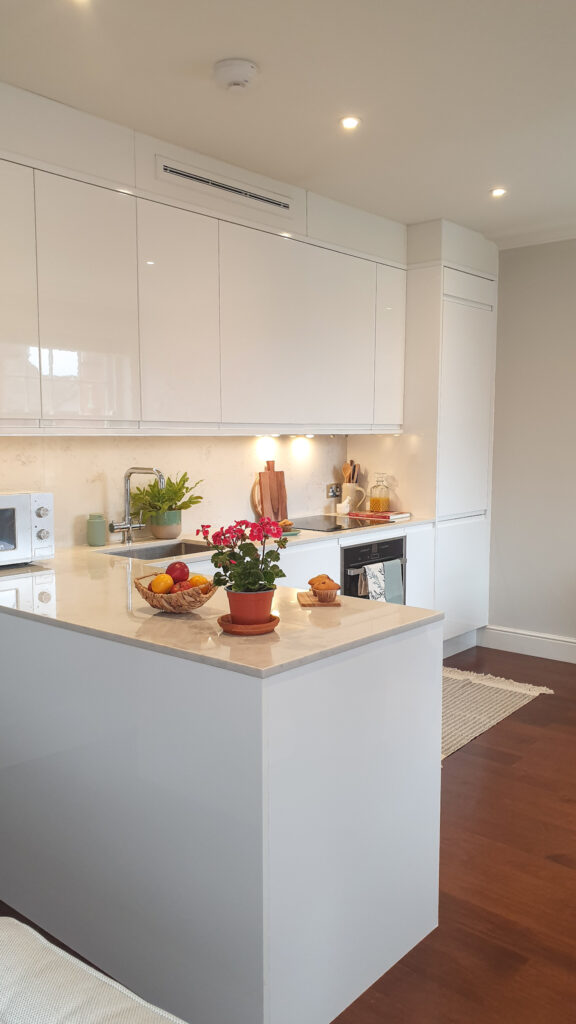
[217,614,280,636]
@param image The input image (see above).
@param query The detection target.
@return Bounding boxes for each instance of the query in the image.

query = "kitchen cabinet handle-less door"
[437,297,496,518]
[373,264,406,426]
[219,222,377,425]
[0,160,40,420]
[35,172,140,421]
[138,199,220,423]
[435,515,489,639]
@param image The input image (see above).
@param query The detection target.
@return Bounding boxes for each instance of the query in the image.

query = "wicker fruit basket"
[134,574,218,614]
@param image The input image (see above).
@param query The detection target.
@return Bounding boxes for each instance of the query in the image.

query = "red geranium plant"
[197,518,287,592]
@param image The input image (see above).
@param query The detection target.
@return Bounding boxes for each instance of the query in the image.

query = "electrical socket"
[326,483,342,499]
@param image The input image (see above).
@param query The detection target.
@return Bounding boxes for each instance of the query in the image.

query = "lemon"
[150,573,174,594]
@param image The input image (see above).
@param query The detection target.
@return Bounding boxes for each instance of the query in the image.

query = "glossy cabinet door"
[279,540,341,591]
[0,160,40,419]
[437,289,496,517]
[373,264,406,426]
[219,222,377,425]
[435,515,489,639]
[138,199,220,422]
[35,172,140,420]
[405,525,435,609]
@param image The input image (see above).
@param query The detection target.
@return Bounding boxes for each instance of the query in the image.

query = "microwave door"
[0,495,32,566]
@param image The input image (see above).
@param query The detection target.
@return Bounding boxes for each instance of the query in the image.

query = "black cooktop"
[290,515,377,532]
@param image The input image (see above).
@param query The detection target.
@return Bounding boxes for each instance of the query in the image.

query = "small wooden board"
[297,591,342,607]
[259,460,288,521]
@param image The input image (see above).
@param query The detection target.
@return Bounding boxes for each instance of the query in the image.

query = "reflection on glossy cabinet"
[374,264,406,426]
[435,515,489,639]
[35,172,140,420]
[138,200,220,422]
[0,160,40,419]
[219,222,376,425]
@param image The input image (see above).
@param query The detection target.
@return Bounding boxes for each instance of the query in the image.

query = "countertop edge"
[0,604,444,679]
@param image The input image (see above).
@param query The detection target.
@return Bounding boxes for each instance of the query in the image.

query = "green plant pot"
[149,510,182,540]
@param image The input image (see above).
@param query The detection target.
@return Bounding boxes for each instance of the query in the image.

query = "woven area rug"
[442,666,553,759]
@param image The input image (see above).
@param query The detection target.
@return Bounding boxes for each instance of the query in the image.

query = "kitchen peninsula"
[0,545,443,1024]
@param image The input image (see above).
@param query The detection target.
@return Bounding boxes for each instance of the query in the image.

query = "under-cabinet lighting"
[490,187,507,198]
[305,434,315,438]
[280,232,292,238]
[145,260,155,265]
[340,116,361,130]
[291,436,311,460]
[256,436,277,460]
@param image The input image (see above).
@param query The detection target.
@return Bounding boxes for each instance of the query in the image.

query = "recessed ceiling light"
[145,260,155,265]
[340,116,361,131]
[490,187,508,198]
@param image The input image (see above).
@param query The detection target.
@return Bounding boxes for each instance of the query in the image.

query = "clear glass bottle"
[369,473,391,513]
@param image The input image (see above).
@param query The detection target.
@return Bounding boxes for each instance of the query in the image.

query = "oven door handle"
[345,558,406,576]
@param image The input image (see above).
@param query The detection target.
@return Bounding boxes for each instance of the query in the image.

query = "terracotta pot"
[149,510,181,540]
[226,587,275,625]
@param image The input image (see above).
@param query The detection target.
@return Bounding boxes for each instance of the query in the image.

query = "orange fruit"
[149,573,174,594]
[189,573,210,593]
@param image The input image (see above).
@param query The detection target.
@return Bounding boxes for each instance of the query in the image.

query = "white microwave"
[0,492,55,567]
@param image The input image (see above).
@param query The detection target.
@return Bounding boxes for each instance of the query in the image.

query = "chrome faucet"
[109,466,166,545]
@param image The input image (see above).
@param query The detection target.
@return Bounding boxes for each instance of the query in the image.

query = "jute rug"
[442,666,553,759]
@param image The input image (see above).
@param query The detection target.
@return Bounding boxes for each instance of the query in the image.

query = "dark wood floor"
[2,647,575,1021]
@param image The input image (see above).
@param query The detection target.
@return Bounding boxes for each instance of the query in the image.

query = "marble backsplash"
[0,434,347,548]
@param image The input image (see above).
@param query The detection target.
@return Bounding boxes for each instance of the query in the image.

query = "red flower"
[249,524,264,542]
[196,524,212,539]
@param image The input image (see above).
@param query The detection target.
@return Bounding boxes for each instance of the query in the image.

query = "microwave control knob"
[37,529,50,541]
[36,506,50,518]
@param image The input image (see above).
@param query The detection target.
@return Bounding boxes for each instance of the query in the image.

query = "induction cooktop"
[290,515,378,532]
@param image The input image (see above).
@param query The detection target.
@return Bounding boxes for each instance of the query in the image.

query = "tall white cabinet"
[0,161,40,421]
[403,223,498,640]
[35,172,140,421]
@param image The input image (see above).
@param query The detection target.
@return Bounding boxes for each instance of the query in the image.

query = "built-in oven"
[341,536,406,603]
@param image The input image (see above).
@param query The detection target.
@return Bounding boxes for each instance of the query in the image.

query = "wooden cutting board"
[258,461,288,522]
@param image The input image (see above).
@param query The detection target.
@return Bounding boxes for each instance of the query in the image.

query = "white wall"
[489,240,576,642]
[0,435,346,548]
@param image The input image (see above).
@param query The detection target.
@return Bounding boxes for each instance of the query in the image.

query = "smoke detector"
[213,58,259,91]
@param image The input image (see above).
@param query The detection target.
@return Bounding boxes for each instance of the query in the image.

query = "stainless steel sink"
[101,541,211,560]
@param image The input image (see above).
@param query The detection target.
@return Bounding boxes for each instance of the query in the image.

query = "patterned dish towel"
[358,560,404,603]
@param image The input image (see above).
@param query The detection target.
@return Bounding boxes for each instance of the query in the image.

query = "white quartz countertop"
[0,544,442,678]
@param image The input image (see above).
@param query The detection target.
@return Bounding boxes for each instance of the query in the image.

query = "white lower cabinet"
[405,526,435,609]
[278,540,341,591]
[435,515,489,640]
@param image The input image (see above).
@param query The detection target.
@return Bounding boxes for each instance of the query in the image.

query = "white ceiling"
[2,0,576,246]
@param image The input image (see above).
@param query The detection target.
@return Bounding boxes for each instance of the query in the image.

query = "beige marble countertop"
[0,545,442,678]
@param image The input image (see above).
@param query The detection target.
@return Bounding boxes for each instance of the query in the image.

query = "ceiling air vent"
[155,155,292,218]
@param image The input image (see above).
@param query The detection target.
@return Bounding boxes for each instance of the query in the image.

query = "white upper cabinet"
[373,264,406,426]
[35,172,140,421]
[437,271,496,518]
[137,200,220,423]
[0,160,40,420]
[219,223,377,425]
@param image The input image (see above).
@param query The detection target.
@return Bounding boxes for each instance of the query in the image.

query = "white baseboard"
[443,630,478,658]
[478,625,576,665]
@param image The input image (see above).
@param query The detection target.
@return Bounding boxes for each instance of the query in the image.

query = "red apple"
[170,580,194,593]
[166,561,189,583]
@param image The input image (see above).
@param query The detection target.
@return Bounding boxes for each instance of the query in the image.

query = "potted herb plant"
[197,518,287,625]
[130,472,203,539]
